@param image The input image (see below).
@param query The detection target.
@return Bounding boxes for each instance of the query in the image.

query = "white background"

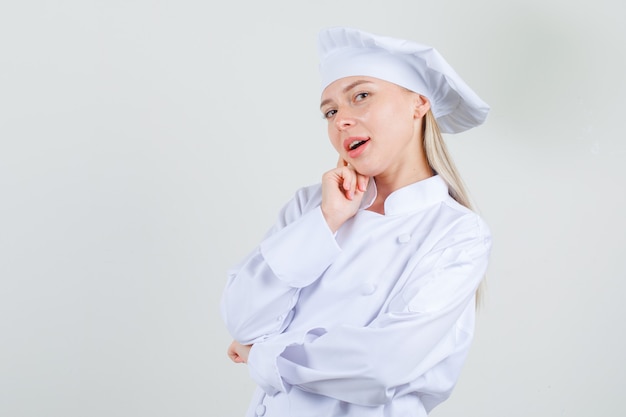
[1,1,625,416]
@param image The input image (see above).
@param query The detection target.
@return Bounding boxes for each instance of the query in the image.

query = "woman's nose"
[335,108,356,130]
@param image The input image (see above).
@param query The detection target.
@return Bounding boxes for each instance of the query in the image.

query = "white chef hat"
[318,26,489,134]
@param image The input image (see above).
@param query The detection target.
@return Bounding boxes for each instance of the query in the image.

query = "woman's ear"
[413,94,431,119]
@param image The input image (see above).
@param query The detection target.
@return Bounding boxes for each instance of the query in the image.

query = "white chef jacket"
[221,175,491,417]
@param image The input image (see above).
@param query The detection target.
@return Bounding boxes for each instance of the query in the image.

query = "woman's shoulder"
[275,182,323,225]
[293,182,323,206]
[434,196,492,251]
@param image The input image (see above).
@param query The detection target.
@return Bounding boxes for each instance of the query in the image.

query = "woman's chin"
[355,166,384,178]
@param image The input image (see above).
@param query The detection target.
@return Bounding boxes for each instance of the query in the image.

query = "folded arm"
[246,228,491,406]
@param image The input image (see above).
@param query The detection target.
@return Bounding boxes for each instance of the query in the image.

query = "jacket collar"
[361,175,450,215]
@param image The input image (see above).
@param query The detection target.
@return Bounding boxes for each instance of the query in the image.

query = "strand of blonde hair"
[422,110,486,308]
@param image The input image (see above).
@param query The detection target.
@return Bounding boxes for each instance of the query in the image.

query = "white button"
[361,283,377,295]
[255,404,266,416]
[398,234,411,243]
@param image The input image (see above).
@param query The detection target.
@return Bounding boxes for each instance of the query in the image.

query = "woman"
[221,26,492,416]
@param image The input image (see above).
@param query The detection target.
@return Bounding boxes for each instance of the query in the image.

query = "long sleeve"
[220,186,340,344]
[246,215,492,405]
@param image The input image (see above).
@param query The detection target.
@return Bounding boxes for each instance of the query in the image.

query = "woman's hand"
[227,340,252,364]
[321,159,369,233]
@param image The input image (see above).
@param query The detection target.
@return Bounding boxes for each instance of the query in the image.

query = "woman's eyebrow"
[319,80,373,109]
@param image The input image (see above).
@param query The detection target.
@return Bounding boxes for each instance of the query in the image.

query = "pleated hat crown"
[318,27,489,134]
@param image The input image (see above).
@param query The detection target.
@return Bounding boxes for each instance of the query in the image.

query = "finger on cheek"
[358,176,367,192]
[342,177,353,199]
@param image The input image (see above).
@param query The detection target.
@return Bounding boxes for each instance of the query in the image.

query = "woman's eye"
[355,92,369,101]
[323,109,337,119]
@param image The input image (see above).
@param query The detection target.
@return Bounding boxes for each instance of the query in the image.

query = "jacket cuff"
[260,206,340,288]
[247,335,294,396]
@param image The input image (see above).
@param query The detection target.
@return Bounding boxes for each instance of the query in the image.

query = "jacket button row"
[255,404,266,416]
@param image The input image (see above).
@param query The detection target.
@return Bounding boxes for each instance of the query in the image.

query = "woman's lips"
[345,137,370,158]
[344,137,370,151]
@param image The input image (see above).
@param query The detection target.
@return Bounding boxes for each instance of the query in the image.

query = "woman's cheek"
[328,132,342,154]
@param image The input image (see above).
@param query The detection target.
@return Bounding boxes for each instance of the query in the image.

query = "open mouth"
[348,139,369,150]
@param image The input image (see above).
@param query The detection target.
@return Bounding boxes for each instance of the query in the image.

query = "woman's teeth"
[349,140,366,150]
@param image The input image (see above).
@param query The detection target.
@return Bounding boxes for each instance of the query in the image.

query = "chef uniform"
[221,27,492,417]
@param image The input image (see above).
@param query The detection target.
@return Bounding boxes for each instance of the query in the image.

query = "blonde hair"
[422,110,485,308]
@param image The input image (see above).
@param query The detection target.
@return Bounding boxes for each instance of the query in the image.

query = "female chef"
[221,26,492,416]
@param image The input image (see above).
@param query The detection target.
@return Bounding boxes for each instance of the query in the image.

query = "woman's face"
[320,76,430,178]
